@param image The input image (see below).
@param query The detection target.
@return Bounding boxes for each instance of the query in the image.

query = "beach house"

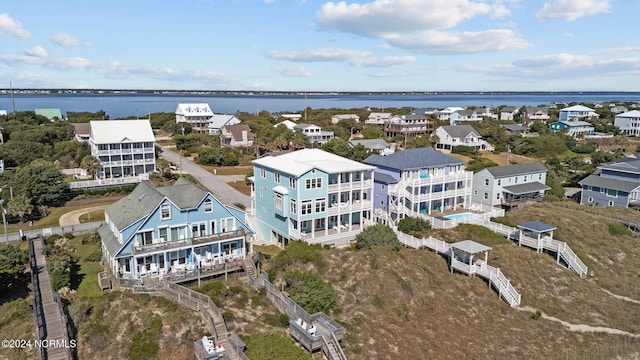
[365,148,473,224]
[99,178,252,282]
[89,119,156,178]
[251,149,375,246]
[175,103,214,134]
[472,163,549,208]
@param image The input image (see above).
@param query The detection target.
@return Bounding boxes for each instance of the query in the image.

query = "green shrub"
[532,310,542,320]
[243,332,310,360]
[284,270,337,314]
[128,316,162,360]
[355,224,401,251]
[398,217,432,238]
[84,250,102,262]
[608,223,633,237]
[263,313,289,327]
[451,145,479,157]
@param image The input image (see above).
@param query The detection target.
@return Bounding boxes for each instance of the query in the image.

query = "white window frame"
[289,178,296,189]
[275,193,283,210]
[204,199,213,213]
[161,204,171,220]
[290,199,297,214]
[301,200,312,215]
[315,198,326,213]
[260,168,266,178]
[275,173,280,183]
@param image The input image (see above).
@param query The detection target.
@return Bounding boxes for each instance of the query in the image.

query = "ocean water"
[1,92,640,119]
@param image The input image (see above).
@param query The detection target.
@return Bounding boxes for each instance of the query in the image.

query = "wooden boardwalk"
[31,239,72,360]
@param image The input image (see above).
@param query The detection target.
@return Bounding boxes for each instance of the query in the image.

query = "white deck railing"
[396,229,520,307]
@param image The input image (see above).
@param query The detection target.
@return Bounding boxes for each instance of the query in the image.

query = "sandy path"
[601,289,640,305]
[58,205,108,227]
[516,306,640,337]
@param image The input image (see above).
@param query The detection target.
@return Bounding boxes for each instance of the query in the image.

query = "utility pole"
[9,82,16,114]
[0,200,7,243]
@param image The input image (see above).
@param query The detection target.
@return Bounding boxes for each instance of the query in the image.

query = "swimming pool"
[444,212,476,221]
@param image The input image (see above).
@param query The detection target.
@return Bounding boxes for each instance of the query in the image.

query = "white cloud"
[51,32,92,46]
[535,0,611,21]
[0,13,31,39]
[316,0,527,54]
[272,65,313,77]
[266,48,415,67]
[385,29,530,54]
[0,54,91,70]
[602,47,640,54]
[25,46,48,58]
[466,53,640,82]
[266,48,370,62]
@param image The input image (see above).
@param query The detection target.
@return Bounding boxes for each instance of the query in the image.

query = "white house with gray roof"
[208,114,241,135]
[331,114,360,124]
[293,123,334,145]
[614,110,640,137]
[579,156,640,208]
[348,138,394,155]
[450,110,483,126]
[89,119,156,179]
[435,125,494,153]
[99,178,253,282]
[472,162,549,207]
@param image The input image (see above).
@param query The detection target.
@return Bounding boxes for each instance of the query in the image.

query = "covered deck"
[449,240,492,276]
[517,221,557,252]
[501,182,550,208]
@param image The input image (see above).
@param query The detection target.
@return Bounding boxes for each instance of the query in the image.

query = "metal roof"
[451,240,492,254]
[253,148,374,177]
[502,182,550,195]
[90,119,155,144]
[373,171,398,184]
[364,148,463,171]
[517,221,556,233]
[438,125,479,138]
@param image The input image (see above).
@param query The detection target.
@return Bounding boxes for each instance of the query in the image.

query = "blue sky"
[1,0,639,91]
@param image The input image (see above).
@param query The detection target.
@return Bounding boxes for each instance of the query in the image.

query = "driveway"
[159,146,251,208]
[59,205,108,226]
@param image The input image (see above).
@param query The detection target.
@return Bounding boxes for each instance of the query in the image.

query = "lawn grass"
[68,234,104,298]
[6,201,115,233]
[79,210,105,223]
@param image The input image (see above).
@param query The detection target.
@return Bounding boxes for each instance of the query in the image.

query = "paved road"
[159,146,251,208]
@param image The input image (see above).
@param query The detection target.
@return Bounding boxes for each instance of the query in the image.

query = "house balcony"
[327,200,372,214]
[327,179,373,191]
[389,172,473,190]
[132,229,245,255]
[402,188,471,202]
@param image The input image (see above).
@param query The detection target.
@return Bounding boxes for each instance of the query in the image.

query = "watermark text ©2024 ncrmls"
[1,339,77,349]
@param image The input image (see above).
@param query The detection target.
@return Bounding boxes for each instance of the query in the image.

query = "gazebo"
[517,221,556,252]
[450,240,492,276]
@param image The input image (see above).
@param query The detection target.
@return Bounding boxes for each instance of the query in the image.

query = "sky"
[1,0,639,92]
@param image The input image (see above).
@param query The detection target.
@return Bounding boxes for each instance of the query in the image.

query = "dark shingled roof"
[485,162,547,178]
[365,148,463,171]
[578,174,640,192]
[438,125,479,139]
[105,178,208,231]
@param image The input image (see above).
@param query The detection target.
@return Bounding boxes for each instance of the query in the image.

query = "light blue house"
[251,149,375,247]
[365,148,473,224]
[100,178,252,281]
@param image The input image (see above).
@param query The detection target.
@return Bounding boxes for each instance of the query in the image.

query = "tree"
[397,217,431,238]
[80,155,101,178]
[7,194,32,223]
[11,159,66,208]
[362,125,383,139]
[0,245,27,291]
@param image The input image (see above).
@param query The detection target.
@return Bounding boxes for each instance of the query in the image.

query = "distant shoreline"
[1,89,639,97]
